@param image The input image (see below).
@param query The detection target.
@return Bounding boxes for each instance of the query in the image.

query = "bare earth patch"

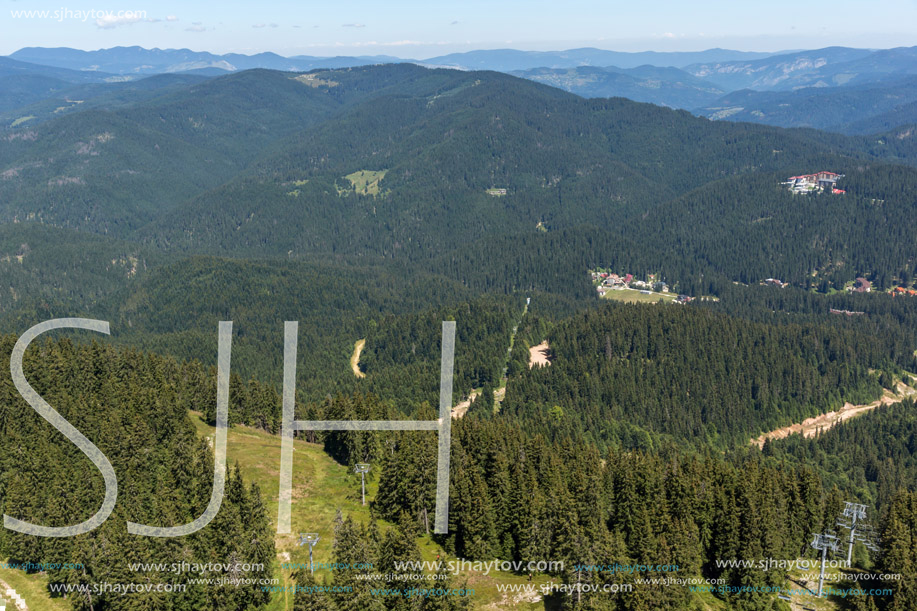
[752,381,917,448]
[451,389,480,419]
[528,341,553,368]
[351,339,366,379]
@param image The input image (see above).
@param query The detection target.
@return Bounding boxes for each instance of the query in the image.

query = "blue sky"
[3,0,916,56]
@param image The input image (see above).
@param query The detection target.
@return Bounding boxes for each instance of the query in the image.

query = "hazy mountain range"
[9,45,782,75]
[4,44,917,135]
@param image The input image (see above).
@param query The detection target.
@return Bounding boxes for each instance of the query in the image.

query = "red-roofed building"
[785,171,845,194]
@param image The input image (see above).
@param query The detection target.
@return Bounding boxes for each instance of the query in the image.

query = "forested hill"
[136,67,869,258]
[4,56,917,611]
[1,64,915,295]
[499,304,903,449]
[0,63,901,247]
[0,333,274,610]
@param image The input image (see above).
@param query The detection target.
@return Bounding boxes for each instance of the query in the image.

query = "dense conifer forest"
[1,61,916,610]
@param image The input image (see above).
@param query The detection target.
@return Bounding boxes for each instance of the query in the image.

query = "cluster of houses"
[591,270,693,303]
[892,287,917,296]
[592,271,633,287]
[593,271,670,292]
[850,277,872,293]
[783,171,846,194]
[763,278,788,288]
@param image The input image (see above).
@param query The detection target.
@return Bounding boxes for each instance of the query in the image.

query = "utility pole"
[810,533,840,597]
[299,533,321,575]
[836,502,879,567]
[354,463,371,506]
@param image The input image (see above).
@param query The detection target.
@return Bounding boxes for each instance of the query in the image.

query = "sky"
[3,0,916,57]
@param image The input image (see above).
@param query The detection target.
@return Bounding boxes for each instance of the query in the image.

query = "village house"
[784,171,845,194]
[604,274,625,288]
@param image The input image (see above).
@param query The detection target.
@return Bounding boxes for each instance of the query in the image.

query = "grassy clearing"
[781,564,865,611]
[191,412,373,610]
[291,74,340,88]
[10,116,35,127]
[341,170,387,196]
[601,288,677,304]
[190,413,552,609]
[0,564,70,611]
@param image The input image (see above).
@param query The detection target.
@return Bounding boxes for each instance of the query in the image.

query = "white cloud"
[253,23,266,28]
[270,23,279,28]
[342,23,365,28]
[185,25,206,32]
[95,13,144,29]
[450,20,459,25]
[166,15,178,22]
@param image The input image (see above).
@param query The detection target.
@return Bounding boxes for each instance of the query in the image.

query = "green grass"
[0,563,70,611]
[601,288,677,304]
[191,412,372,610]
[781,563,863,611]
[0,412,758,611]
[341,170,387,196]
[10,116,35,127]
[189,412,552,610]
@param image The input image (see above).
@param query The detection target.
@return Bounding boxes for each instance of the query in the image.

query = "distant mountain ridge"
[9,46,405,74]
[420,47,781,71]
[697,76,917,133]
[8,45,785,75]
[5,44,917,134]
[684,46,917,91]
[0,56,125,113]
[510,65,725,108]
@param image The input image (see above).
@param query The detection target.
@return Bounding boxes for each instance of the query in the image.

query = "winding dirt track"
[351,339,366,379]
[752,381,917,448]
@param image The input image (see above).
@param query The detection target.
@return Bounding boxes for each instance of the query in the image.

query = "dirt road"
[351,339,366,379]
[752,380,917,448]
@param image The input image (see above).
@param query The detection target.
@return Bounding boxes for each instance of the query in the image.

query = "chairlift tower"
[354,463,371,506]
[810,533,840,597]
[836,502,880,567]
[299,533,321,575]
